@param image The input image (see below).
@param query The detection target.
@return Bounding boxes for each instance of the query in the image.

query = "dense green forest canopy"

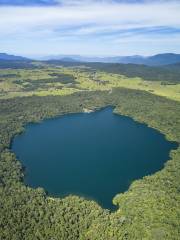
[0,61,180,239]
[0,60,37,69]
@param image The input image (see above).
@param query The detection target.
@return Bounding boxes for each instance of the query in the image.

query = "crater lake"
[11,107,177,210]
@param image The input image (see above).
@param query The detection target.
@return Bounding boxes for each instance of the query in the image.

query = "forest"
[0,62,180,239]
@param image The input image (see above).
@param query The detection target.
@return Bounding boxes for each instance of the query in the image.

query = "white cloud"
[0,1,180,33]
[0,0,180,55]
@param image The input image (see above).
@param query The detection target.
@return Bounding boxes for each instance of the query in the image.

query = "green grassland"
[0,65,180,101]
[0,62,180,239]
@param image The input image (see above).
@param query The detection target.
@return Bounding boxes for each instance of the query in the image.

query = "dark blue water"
[12,107,177,210]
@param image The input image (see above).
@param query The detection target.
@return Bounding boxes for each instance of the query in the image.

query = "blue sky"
[0,1,149,5]
[0,0,180,57]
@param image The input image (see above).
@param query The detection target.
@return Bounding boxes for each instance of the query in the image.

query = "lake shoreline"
[11,106,178,210]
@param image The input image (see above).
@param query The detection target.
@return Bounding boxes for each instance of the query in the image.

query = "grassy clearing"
[0,66,179,101]
[74,70,180,102]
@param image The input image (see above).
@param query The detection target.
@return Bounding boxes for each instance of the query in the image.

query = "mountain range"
[41,53,180,66]
[1,53,180,66]
[0,53,29,61]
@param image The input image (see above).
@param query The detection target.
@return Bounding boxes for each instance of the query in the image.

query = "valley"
[0,60,180,239]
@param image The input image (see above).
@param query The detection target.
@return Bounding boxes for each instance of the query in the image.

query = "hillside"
[44,53,180,66]
[0,53,29,61]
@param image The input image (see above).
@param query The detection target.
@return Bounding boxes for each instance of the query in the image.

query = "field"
[0,63,180,102]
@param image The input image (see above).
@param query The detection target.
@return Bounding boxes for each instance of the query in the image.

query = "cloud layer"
[0,0,180,56]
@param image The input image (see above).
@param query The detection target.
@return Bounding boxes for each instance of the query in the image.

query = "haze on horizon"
[0,0,180,57]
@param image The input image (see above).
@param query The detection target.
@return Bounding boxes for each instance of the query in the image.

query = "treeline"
[18,74,75,91]
[0,88,180,239]
[1,59,180,83]
[0,60,38,69]
[46,60,180,83]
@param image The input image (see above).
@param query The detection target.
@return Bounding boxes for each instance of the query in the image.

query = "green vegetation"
[0,64,180,101]
[0,61,180,239]
[46,61,180,82]
[0,60,38,69]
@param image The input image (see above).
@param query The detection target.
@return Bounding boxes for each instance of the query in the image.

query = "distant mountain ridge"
[0,53,29,61]
[1,52,180,66]
[142,53,180,66]
[43,53,180,66]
